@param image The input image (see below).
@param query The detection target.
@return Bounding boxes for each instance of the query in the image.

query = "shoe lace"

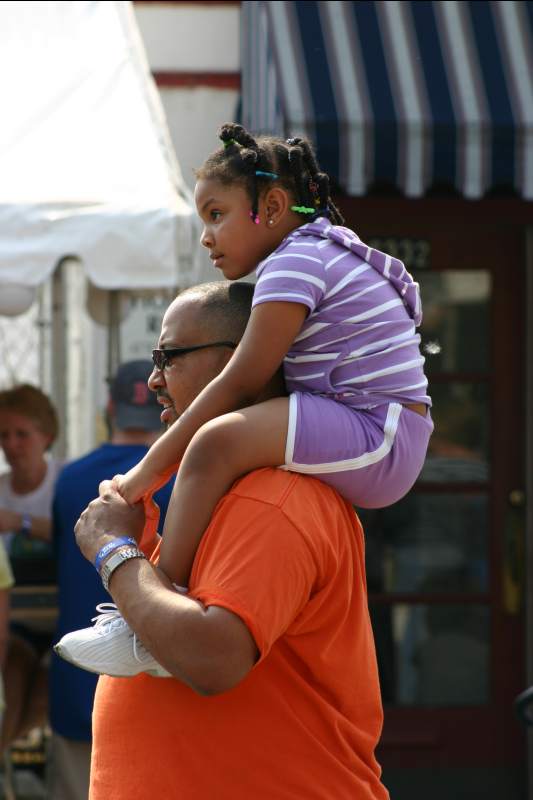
[91,603,128,633]
[132,634,149,664]
[90,603,149,664]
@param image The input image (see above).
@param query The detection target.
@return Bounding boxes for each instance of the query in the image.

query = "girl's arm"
[118,301,308,503]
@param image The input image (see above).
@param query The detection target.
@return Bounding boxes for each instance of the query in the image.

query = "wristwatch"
[100,547,146,592]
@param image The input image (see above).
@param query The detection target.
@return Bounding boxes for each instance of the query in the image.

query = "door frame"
[526,226,533,796]
[338,194,529,777]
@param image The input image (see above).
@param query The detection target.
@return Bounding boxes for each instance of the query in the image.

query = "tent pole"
[51,261,68,459]
[50,258,92,459]
[107,290,121,379]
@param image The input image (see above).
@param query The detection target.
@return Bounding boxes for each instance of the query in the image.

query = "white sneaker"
[53,603,171,678]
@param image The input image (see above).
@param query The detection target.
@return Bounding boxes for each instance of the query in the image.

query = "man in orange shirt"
[74,281,390,800]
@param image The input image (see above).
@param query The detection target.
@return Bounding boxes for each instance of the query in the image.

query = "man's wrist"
[99,546,146,592]
[94,537,138,572]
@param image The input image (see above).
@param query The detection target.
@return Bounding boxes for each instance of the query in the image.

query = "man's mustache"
[157,391,172,405]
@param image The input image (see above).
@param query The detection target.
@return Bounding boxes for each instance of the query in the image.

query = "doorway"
[345,197,527,799]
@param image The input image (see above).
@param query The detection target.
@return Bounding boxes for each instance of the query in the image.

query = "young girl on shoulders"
[55,123,433,676]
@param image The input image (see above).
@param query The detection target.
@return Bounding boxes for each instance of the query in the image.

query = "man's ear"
[263,186,291,226]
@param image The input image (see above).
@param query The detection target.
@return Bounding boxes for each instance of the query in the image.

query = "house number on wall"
[368,237,431,271]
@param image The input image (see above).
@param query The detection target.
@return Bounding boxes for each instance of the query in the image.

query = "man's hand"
[74,482,145,564]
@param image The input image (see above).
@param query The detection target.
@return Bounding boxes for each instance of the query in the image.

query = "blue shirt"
[49,443,174,741]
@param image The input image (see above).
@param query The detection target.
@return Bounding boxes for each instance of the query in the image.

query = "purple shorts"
[282,392,434,509]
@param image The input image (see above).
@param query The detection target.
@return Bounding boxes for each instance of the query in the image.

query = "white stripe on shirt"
[323,280,388,312]
[266,253,323,264]
[253,292,313,305]
[293,322,329,343]
[324,264,371,299]
[344,329,417,359]
[344,337,417,364]
[284,352,340,363]
[343,357,425,384]
[257,270,326,290]
[325,250,352,270]
[289,372,326,381]
[344,298,404,323]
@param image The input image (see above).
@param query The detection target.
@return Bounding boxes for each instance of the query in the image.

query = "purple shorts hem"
[281,391,433,508]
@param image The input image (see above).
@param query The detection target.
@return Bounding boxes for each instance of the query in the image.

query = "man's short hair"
[177,282,286,398]
[179,282,254,343]
[109,360,162,431]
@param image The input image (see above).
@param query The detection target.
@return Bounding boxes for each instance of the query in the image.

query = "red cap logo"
[132,381,149,405]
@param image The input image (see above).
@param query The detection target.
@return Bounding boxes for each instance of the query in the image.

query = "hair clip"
[309,180,319,194]
[223,138,235,148]
[290,205,316,215]
[249,211,260,224]
[255,170,278,180]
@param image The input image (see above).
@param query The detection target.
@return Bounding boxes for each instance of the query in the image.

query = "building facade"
[135,2,533,797]
[2,2,529,796]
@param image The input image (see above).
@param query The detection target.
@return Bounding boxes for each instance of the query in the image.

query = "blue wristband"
[94,537,137,573]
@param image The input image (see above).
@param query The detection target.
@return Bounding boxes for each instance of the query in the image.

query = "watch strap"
[94,536,138,572]
[100,547,146,592]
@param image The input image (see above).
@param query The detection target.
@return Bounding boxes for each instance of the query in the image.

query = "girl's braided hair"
[195,123,345,226]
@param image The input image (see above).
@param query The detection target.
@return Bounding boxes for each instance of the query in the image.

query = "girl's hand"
[111,463,155,506]
[75,481,145,562]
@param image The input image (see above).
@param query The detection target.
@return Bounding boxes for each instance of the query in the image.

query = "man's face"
[148,294,234,426]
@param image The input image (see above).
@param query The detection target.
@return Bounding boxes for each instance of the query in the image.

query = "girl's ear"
[262,186,291,226]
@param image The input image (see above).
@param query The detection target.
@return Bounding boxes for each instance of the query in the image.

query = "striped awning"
[241,1,533,199]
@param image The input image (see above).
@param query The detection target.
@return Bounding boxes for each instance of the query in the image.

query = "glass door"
[358,218,526,800]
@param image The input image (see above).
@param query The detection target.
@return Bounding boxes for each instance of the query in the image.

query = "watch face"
[101,547,144,591]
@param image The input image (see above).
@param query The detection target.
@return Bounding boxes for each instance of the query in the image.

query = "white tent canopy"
[0,0,200,292]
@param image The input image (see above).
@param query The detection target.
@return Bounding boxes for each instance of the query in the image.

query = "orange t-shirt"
[90,468,389,800]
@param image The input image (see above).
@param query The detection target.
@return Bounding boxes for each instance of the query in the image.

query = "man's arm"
[74,486,258,695]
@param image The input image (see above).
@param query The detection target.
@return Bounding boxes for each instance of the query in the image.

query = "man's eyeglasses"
[151,341,237,371]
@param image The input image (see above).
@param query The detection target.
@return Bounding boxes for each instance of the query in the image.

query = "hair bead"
[255,170,278,180]
[290,205,316,215]
[197,124,345,227]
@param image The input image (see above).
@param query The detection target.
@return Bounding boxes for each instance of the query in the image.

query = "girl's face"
[194,178,279,281]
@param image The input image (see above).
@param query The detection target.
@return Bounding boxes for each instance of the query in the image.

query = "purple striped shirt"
[252,218,431,409]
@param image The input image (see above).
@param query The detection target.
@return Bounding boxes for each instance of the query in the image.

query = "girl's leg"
[158,397,289,586]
